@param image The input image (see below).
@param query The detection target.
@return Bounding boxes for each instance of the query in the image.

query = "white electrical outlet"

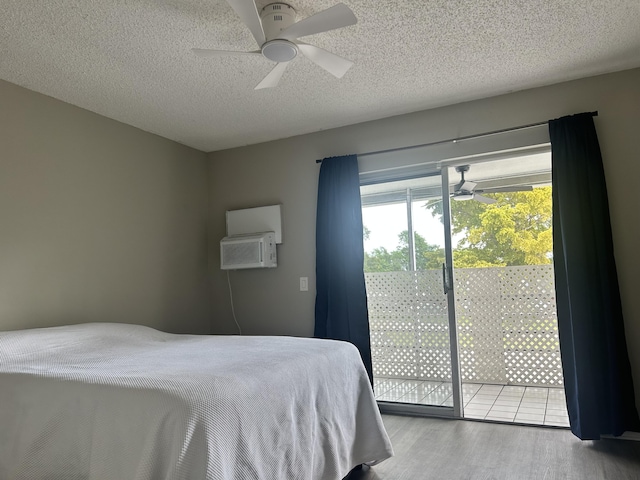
[299,277,308,291]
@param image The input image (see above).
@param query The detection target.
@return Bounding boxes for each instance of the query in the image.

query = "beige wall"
[209,67,640,407]
[0,80,212,334]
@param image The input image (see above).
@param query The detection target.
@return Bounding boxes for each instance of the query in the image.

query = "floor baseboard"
[603,431,640,442]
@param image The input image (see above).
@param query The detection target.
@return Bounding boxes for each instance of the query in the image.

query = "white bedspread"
[0,323,392,480]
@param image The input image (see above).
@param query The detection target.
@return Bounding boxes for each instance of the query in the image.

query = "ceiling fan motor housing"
[261,3,296,40]
[260,3,298,62]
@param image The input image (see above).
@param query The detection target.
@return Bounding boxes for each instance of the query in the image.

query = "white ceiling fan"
[192,1,357,90]
[452,165,533,204]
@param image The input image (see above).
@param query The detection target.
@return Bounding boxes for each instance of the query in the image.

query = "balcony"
[366,264,569,426]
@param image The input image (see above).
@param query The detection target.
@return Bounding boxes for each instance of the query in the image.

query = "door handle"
[442,263,448,294]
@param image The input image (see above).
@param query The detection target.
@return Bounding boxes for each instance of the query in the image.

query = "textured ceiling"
[2,0,640,152]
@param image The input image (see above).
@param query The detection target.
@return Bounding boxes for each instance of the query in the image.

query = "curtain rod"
[315,111,598,163]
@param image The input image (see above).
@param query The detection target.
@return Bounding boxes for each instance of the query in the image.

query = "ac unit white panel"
[226,205,282,244]
[220,232,277,270]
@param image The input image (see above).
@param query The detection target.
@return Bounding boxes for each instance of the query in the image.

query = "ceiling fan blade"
[462,180,477,192]
[454,180,476,193]
[192,48,261,57]
[255,62,289,89]
[277,3,357,41]
[478,185,534,193]
[225,0,266,46]
[474,194,497,204]
[297,42,353,78]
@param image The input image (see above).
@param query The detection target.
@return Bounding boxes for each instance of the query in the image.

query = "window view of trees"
[363,186,552,272]
[363,227,444,272]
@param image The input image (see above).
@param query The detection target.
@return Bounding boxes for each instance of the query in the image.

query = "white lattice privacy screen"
[366,265,564,386]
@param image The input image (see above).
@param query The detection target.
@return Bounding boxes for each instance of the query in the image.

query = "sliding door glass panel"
[362,175,455,411]
[445,152,566,425]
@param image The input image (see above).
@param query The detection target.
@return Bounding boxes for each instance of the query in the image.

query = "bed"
[0,322,392,480]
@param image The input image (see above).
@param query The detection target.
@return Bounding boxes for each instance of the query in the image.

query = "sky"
[362,202,448,253]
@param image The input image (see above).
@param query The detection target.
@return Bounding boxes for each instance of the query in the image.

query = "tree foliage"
[364,230,444,272]
[364,186,553,271]
[425,187,553,267]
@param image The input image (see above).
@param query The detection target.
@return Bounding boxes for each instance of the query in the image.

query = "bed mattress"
[0,323,392,480]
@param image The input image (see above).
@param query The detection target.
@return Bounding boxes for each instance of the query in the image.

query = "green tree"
[425,187,553,267]
[397,231,445,271]
[363,230,444,272]
[364,246,406,272]
[363,225,371,241]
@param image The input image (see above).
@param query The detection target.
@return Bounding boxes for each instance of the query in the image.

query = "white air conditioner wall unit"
[220,232,277,270]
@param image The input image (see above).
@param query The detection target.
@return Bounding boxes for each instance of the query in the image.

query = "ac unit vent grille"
[274,15,282,20]
[222,242,260,266]
[273,4,281,9]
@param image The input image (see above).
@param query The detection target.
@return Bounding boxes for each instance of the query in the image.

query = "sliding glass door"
[361,171,462,417]
[361,148,568,426]
[444,154,567,426]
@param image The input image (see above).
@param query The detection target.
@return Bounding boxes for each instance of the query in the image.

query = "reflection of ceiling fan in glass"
[452,165,533,204]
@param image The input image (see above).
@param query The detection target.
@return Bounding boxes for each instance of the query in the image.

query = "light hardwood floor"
[347,415,640,480]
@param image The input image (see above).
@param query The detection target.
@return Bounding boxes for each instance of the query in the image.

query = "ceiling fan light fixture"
[261,39,298,62]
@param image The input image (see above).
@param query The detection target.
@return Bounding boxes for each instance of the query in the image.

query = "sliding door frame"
[440,166,464,418]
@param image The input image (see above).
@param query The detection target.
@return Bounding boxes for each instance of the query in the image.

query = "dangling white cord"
[227,270,242,335]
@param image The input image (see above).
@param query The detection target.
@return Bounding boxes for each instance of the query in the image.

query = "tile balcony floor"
[374,377,570,428]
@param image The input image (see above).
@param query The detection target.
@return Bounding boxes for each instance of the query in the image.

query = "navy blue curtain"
[315,154,373,385]
[549,112,640,440]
